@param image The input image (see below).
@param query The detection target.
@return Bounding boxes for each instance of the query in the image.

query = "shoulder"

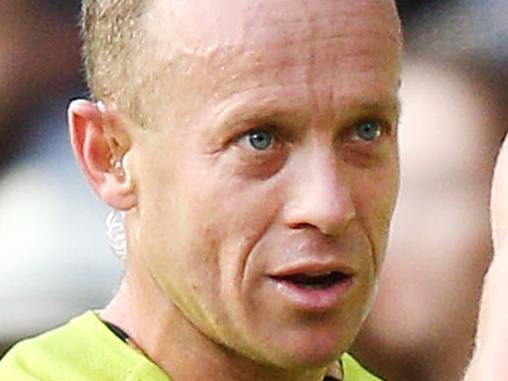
[0,312,102,380]
[0,311,171,381]
[0,312,116,381]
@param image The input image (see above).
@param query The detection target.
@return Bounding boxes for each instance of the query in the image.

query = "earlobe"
[68,99,137,211]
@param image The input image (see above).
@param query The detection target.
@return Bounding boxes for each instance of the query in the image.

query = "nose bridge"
[285,141,356,236]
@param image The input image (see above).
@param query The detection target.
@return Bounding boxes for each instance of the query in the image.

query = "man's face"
[129,0,401,369]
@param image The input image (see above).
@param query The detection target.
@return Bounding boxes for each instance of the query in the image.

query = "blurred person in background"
[352,1,508,380]
[352,59,503,381]
[0,0,122,357]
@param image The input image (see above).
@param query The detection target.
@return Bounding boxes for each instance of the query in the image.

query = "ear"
[68,99,137,210]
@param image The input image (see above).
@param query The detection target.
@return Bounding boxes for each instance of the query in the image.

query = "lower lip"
[269,276,354,312]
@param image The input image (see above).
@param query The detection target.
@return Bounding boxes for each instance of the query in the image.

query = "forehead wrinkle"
[211,30,400,103]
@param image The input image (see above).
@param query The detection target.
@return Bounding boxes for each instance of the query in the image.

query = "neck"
[101,254,333,381]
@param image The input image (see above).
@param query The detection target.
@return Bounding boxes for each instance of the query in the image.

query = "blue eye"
[244,129,274,150]
[355,121,383,142]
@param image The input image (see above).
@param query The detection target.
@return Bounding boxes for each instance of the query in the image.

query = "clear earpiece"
[106,209,127,261]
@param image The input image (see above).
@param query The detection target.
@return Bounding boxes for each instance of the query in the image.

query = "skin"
[68,1,402,380]
[465,135,508,380]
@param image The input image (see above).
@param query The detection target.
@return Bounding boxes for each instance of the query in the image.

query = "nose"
[283,146,356,237]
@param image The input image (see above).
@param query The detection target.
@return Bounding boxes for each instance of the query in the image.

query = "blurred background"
[1,1,508,381]
[0,0,121,357]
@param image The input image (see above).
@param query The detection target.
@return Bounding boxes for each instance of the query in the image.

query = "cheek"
[133,156,225,307]
[350,164,399,271]
[150,169,280,290]
[211,180,283,288]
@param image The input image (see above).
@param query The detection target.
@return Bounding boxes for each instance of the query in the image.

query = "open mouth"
[271,271,352,290]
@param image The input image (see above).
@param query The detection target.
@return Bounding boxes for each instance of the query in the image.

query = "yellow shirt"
[0,312,382,381]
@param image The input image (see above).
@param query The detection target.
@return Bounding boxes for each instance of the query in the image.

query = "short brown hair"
[81,0,147,117]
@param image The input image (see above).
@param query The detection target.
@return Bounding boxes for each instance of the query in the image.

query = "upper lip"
[268,261,356,278]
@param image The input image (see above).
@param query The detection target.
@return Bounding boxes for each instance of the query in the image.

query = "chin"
[269,347,342,372]
[295,350,343,369]
[259,328,352,370]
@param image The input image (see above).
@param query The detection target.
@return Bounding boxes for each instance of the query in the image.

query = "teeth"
[304,271,333,277]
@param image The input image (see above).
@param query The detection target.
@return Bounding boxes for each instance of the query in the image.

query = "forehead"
[147,0,399,47]
[136,0,401,122]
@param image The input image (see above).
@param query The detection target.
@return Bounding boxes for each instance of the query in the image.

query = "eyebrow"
[212,91,311,130]
[347,98,401,119]
[211,90,401,136]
